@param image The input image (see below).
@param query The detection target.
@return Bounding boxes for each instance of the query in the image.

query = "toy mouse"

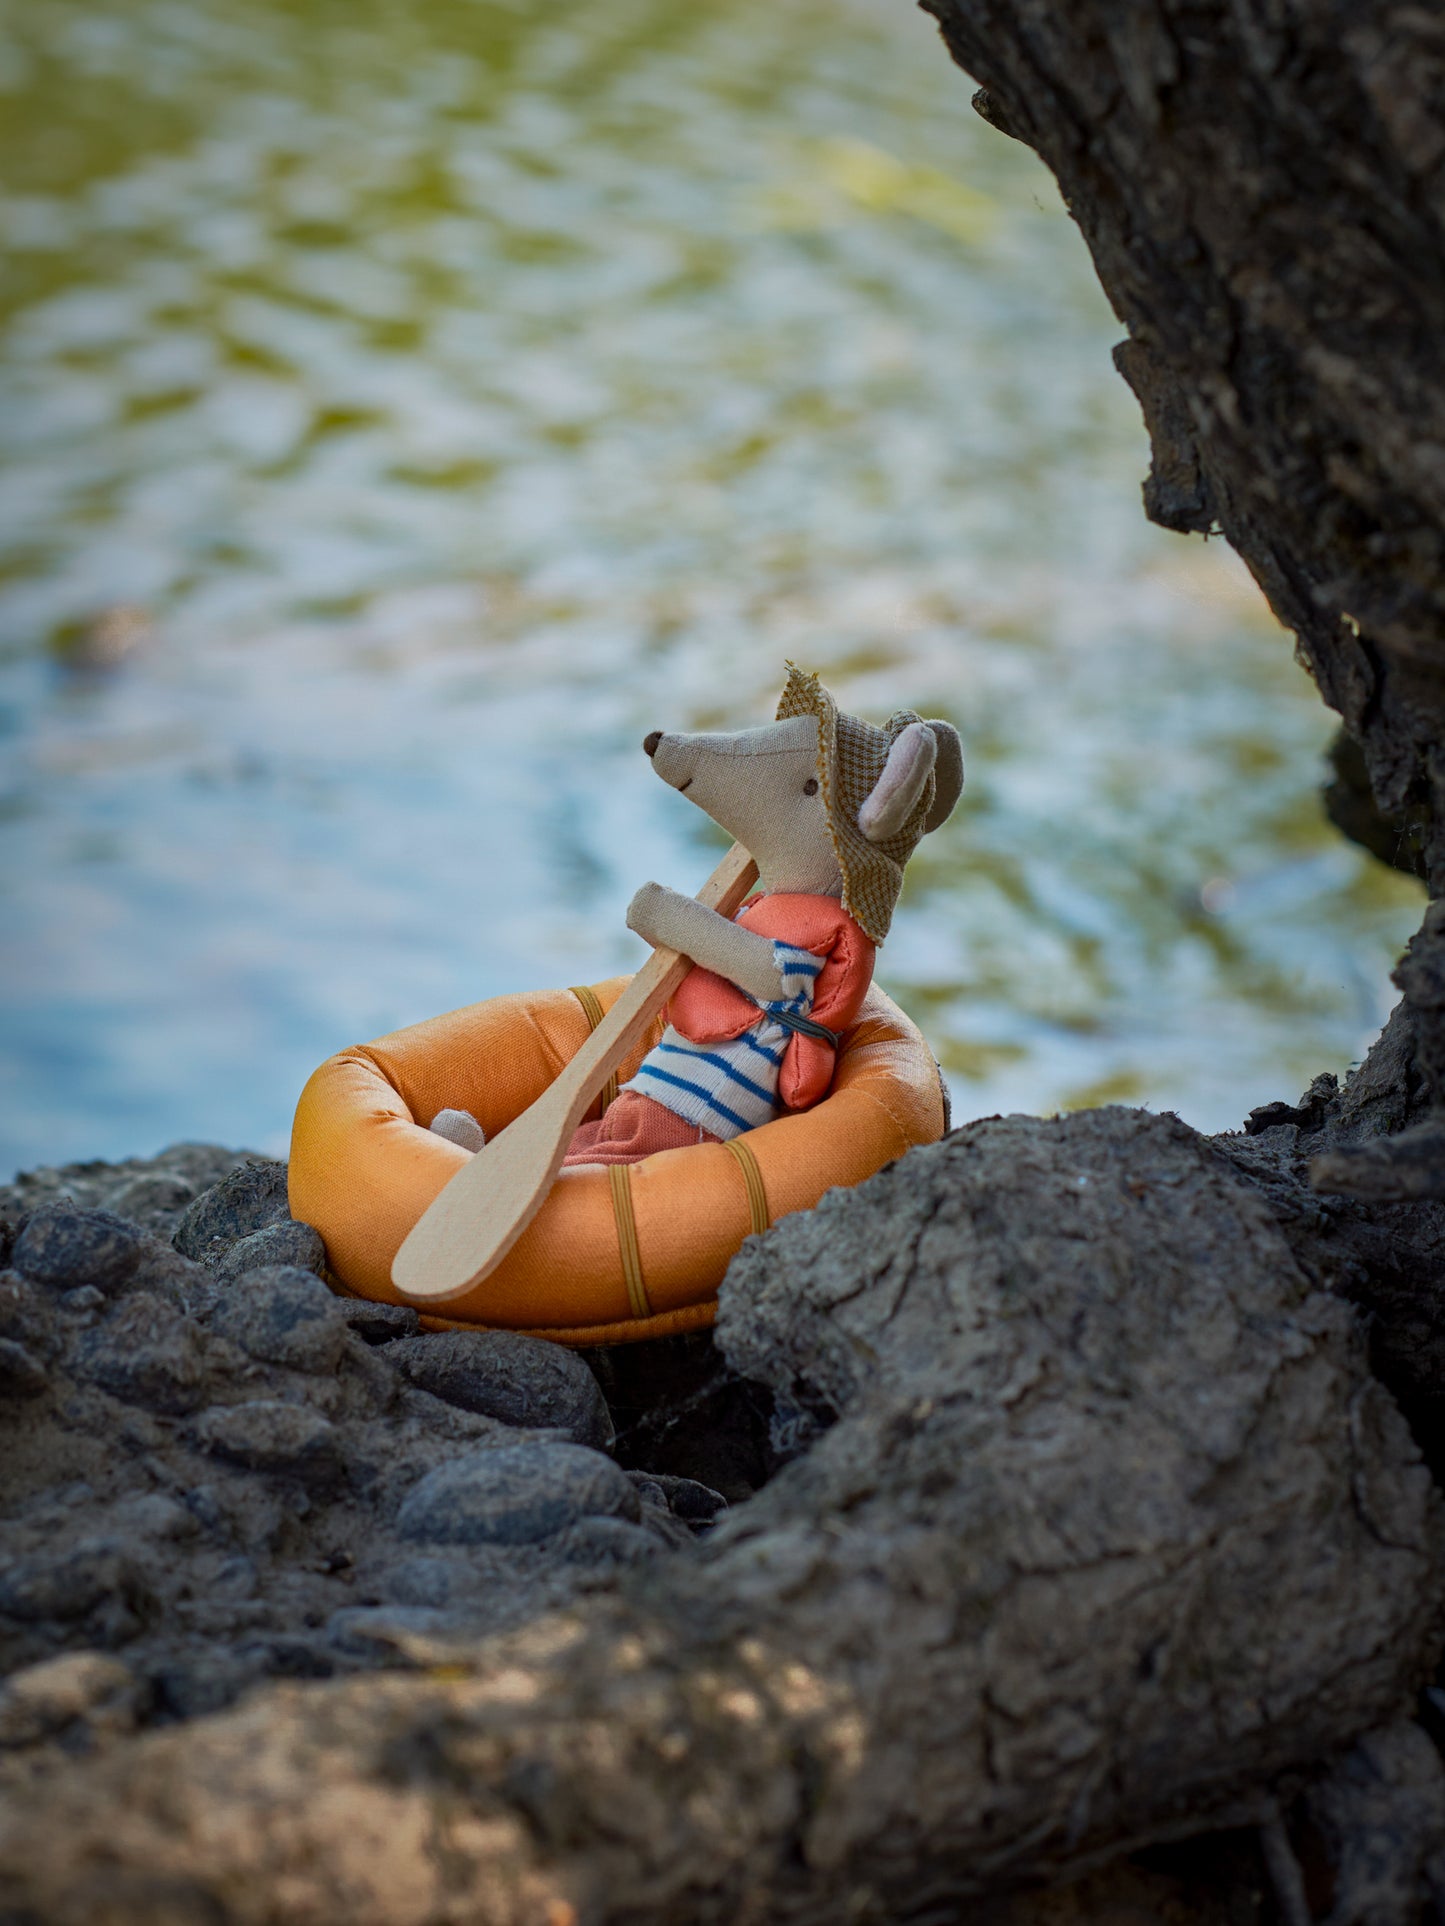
[429,664,963,1164]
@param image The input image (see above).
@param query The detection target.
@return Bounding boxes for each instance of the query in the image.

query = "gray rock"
[583,1332,770,1499]
[337,1300,420,1346]
[327,1606,475,1658]
[385,1548,475,1610]
[387,1330,613,1449]
[179,1487,227,1538]
[208,1268,347,1375]
[233,1635,335,1682]
[194,1400,340,1484]
[215,1222,326,1285]
[640,1510,694,1552]
[103,1171,200,1235]
[126,1238,208,1304]
[379,1548,527,1610]
[552,1517,667,1567]
[621,1473,693,1548]
[1299,1721,1445,1926]
[0,1337,47,1400]
[13,1205,141,1295]
[3,1113,1445,1919]
[327,1334,400,1418]
[0,1543,138,1624]
[645,1474,728,1528]
[172,1162,290,1263]
[0,1145,252,1228]
[72,1294,209,1415]
[396,1441,639,1547]
[0,1148,697,1767]
[151,1650,253,1723]
[109,1493,197,1544]
[209,1555,260,1601]
[0,1271,60,1360]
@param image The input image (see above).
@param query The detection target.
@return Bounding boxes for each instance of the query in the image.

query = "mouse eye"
[803,777,819,796]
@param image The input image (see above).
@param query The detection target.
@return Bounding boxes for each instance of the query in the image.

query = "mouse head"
[643,663,963,942]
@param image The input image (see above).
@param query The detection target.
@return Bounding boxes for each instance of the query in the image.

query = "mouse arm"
[627,882,783,1003]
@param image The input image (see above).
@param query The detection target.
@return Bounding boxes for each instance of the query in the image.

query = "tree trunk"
[926,0,1445,1195]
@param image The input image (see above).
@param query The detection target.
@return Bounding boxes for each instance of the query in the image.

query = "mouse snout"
[642,730,663,758]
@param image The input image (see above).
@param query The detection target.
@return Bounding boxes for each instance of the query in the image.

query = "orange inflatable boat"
[289,975,946,1346]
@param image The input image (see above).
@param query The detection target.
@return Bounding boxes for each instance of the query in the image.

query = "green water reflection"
[0,0,1422,1172]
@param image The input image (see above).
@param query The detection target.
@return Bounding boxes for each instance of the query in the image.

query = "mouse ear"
[858,722,937,844]
[922,721,964,832]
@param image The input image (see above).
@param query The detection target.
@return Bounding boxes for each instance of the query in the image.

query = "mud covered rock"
[377,1555,492,1611]
[173,1162,291,1264]
[0,1273,60,1362]
[0,1339,47,1401]
[215,1221,326,1285]
[0,1542,143,1624]
[585,1328,775,1500]
[102,1171,205,1236]
[208,1268,348,1376]
[553,1516,668,1567]
[337,1300,420,1346]
[396,1441,638,1547]
[72,1295,209,1415]
[194,1401,342,1485]
[1211,1020,1445,1469]
[0,1144,253,1232]
[639,1472,728,1530]
[387,1330,613,1449]
[623,1473,700,1549]
[0,1148,733,1777]
[1295,1722,1445,1925]
[13,1205,141,1296]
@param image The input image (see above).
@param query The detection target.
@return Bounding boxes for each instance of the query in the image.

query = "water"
[0,0,1422,1177]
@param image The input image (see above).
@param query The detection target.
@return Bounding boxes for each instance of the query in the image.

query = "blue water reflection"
[0,0,1421,1175]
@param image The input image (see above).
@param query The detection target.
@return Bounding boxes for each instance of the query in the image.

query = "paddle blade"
[391,842,757,1305]
[390,1081,575,1303]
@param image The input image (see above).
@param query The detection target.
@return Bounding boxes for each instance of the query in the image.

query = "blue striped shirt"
[626,941,825,1140]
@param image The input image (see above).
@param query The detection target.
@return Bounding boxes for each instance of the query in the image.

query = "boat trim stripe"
[569,984,620,1116]
[608,1163,651,1319]
[725,1137,770,1238]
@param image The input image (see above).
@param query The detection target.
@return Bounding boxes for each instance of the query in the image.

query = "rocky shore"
[5,1072,1445,1921]
[0,1145,732,1771]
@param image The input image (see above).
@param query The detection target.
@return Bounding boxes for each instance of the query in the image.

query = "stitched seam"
[847,1084,918,1155]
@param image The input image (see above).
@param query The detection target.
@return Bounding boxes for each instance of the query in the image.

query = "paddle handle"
[391,842,759,1304]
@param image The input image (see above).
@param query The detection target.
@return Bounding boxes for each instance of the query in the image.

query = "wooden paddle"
[391,841,759,1304]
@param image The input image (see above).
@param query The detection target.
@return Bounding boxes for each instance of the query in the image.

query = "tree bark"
[924,0,1445,1192]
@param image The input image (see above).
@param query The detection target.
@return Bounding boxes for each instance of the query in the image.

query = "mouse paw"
[429,1108,485,1153]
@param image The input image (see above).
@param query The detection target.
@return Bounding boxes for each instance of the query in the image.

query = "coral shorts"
[563,1088,721,1167]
